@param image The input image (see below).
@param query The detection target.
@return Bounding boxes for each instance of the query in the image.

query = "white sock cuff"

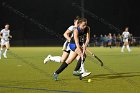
[80,63,85,73]
[126,45,129,47]
[50,56,61,63]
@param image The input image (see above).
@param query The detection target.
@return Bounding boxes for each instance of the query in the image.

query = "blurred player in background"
[121,27,131,52]
[107,33,112,48]
[0,24,12,59]
[116,34,122,47]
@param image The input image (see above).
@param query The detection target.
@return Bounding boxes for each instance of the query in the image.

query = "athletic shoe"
[53,73,58,81]
[44,55,51,64]
[80,69,88,74]
[3,54,7,58]
[81,72,91,78]
[73,71,81,76]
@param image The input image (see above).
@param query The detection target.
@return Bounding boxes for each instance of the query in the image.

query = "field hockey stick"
[79,55,84,80]
[79,46,87,80]
[86,49,104,66]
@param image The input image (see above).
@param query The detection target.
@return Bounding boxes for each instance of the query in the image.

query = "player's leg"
[121,40,125,52]
[49,55,62,63]
[44,41,70,64]
[109,41,112,48]
[0,45,4,59]
[0,40,6,59]
[73,54,91,77]
[73,56,82,75]
[60,51,69,62]
[3,42,10,58]
[60,42,71,62]
[44,51,70,64]
[126,41,131,52]
[74,55,86,73]
[53,43,84,80]
[53,50,78,80]
[121,44,125,52]
[80,54,86,73]
[72,48,91,77]
[108,42,110,48]
[44,54,61,64]
[75,56,81,70]
[44,51,69,63]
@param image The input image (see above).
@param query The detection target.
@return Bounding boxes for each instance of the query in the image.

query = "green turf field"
[0,47,140,93]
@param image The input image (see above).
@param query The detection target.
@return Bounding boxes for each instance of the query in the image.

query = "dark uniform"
[69,26,88,51]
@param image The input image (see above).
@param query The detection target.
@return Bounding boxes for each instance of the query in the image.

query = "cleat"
[81,72,91,78]
[53,73,58,81]
[73,71,81,76]
[44,55,51,64]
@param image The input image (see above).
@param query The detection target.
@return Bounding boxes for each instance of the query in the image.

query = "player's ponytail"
[74,16,80,22]
[75,16,80,20]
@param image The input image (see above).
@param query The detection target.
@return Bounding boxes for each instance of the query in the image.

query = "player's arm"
[84,26,90,47]
[63,30,71,42]
[0,30,3,38]
[74,29,84,59]
[122,32,124,38]
[9,31,12,38]
[74,29,81,49]
[9,35,12,38]
[83,27,90,53]
[128,32,131,38]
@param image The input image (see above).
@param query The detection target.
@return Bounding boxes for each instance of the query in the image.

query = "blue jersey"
[69,26,88,51]
[70,27,87,44]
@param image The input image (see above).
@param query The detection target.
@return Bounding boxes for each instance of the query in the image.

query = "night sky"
[0,0,140,46]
